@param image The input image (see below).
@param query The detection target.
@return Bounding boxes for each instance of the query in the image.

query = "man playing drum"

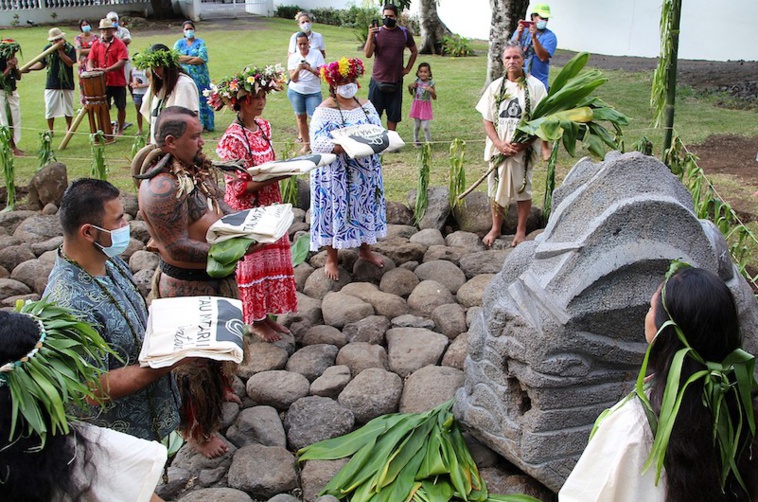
[87,18,128,136]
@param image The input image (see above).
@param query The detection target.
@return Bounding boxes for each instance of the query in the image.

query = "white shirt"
[559,397,666,502]
[287,50,325,95]
[140,73,200,143]
[288,31,325,55]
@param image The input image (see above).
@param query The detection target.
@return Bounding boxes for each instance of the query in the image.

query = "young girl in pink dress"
[213,65,298,343]
[408,62,437,147]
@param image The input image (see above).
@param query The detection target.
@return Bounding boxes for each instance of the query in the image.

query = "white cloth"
[288,31,325,54]
[139,296,245,368]
[248,153,336,181]
[141,73,199,143]
[44,89,74,119]
[206,204,294,244]
[559,397,665,502]
[287,50,325,95]
[68,423,167,502]
[329,124,405,158]
[475,74,546,207]
[0,90,21,144]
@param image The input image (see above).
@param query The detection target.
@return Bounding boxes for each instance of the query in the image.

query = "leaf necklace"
[236,115,273,207]
[491,76,531,194]
[59,248,166,441]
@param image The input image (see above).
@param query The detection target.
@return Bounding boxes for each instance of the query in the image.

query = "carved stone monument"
[454,152,758,492]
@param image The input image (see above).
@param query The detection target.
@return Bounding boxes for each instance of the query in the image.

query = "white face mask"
[300,22,311,32]
[336,83,358,99]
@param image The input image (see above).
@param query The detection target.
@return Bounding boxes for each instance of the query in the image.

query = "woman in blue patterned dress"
[309,57,387,281]
[174,20,214,131]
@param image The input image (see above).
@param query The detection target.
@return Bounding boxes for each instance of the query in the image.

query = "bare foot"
[511,230,526,247]
[483,228,501,248]
[358,248,384,268]
[324,259,340,281]
[189,434,228,459]
[12,148,25,157]
[224,389,242,405]
[298,145,310,155]
[250,321,281,342]
[264,317,291,335]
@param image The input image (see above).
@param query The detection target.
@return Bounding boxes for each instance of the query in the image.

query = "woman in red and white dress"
[215,68,297,342]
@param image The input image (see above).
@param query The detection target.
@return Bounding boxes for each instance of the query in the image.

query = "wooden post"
[58,106,87,150]
[661,0,682,159]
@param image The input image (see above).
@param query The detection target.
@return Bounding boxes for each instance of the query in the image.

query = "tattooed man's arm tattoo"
[140,174,210,264]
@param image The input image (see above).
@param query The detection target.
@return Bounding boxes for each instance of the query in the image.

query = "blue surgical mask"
[111,20,118,27]
[184,29,195,39]
[82,25,91,33]
[92,224,131,258]
[536,20,547,30]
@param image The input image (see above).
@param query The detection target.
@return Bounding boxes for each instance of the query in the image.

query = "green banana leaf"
[290,233,310,268]
[206,237,256,278]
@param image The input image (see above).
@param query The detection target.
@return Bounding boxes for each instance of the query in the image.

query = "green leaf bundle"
[0,125,15,212]
[448,139,466,210]
[297,400,540,502]
[414,143,432,226]
[90,131,108,180]
[37,130,56,169]
[4,300,115,446]
[513,52,629,159]
[207,237,256,278]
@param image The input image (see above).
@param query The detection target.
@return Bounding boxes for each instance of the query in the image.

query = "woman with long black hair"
[0,305,167,501]
[135,43,199,143]
[560,264,758,501]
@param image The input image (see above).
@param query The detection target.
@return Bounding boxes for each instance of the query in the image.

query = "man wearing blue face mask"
[511,3,557,90]
[44,178,188,444]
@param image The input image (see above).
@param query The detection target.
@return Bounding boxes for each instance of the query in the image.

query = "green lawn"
[4,17,758,207]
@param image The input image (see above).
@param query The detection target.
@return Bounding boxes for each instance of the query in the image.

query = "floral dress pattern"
[216,119,297,324]
[309,101,387,250]
[174,37,214,131]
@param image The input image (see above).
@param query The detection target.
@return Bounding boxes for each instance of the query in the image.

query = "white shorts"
[0,90,21,144]
[44,89,74,119]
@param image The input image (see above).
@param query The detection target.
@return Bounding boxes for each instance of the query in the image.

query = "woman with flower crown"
[309,57,387,281]
[560,263,758,501]
[212,64,298,343]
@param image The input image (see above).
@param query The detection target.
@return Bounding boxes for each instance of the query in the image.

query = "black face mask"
[383,17,397,28]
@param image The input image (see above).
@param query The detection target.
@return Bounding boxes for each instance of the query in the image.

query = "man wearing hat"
[87,18,129,136]
[511,3,557,90]
[21,28,76,135]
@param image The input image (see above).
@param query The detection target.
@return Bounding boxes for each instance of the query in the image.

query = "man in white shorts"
[22,28,76,134]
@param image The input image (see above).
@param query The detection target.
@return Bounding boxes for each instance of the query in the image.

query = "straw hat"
[47,28,65,41]
[98,18,116,30]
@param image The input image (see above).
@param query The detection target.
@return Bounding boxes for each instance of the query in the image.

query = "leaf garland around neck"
[46,41,73,88]
[490,75,532,194]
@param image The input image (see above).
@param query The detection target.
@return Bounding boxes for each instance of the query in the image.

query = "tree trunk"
[485,0,529,87]
[418,0,453,55]
[151,0,174,20]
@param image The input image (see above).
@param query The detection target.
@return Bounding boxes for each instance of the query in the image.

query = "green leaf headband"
[132,48,180,70]
[635,261,757,494]
[1,300,116,447]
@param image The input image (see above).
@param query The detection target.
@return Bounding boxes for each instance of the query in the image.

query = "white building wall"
[408,0,758,62]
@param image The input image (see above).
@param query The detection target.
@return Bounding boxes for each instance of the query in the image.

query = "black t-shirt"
[42,43,76,90]
[0,56,19,92]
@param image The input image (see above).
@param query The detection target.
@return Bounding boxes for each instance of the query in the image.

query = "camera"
[301,59,307,65]
[371,19,379,28]
[519,20,534,27]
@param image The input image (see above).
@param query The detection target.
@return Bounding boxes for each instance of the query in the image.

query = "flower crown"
[205,64,286,111]
[133,47,180,70]
[320,57,365,87]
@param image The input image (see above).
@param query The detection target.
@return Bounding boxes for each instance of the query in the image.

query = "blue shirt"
[44,251,181,440]
[511,27,557,90]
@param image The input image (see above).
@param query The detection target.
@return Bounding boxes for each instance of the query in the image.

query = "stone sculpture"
[454,151,758,492]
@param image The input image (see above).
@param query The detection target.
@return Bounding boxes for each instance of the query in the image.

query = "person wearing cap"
[21,28,76,135]
[88,18,129,136]
[511,3,557,90]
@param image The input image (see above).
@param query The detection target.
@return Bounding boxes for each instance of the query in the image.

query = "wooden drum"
[80,70,107,106]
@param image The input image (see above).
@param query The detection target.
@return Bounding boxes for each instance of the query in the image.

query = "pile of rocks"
[0,169,553,502]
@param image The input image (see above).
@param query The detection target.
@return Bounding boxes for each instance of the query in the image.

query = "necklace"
[58,248,167,441]
[236,115,273,167]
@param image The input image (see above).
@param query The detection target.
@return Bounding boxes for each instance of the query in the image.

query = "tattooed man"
[137,105,245,459]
